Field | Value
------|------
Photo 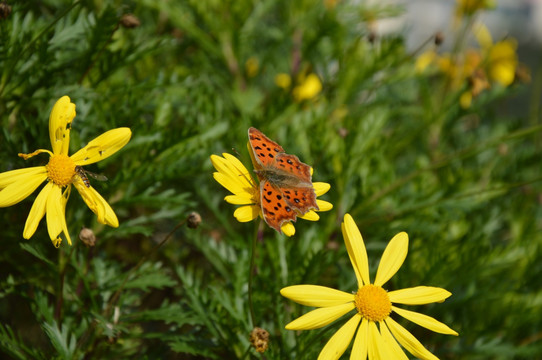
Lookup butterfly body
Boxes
[248,127,319,233]
[254,168,307,187]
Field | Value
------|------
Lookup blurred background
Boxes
[0,0,541,359]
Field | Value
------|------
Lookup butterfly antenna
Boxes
[231,147,242,157]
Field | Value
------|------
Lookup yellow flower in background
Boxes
[293,73,322,102]
[245,56,259,78]
[0,96,131,247]
[416,22,521,109]
[474,23,518,87]
[455,0,495,17]
[415,50,437,73]
[487,38,518,86]
[210,153,332,236]
[274,73,292,89]
[436,49,482,89]
[281,214,458,359]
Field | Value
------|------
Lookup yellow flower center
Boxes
[46,154,76,187]
[354,284,392,322]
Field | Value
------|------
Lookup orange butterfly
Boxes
[248,127,319,233]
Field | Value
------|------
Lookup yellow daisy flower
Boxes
[281,214,458,359]
[0,96,131,247]
[210,153,332,236]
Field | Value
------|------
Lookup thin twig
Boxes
[104,219,187,317]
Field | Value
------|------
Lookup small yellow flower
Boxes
[292,73,322,102]
[487,38,518,86]
[275,73,292,89]
[0,96,131,246]
[281,214,458,359]
[210,153,332,236]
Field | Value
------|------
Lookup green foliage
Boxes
[1,0,541,359]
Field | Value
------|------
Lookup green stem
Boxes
[54,244,77,327]
[247,219,260,329]
[241,344,252,360]
[78,22,120,85]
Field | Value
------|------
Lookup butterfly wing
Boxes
[274,153,312,183]
[280,185,319,214]
[248,127,284,169]
[260,180,298,233]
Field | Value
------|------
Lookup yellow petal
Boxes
[380,320,409,360]
[71,128,131,165]
[474,23,493,50]
[318,314,360,360]
[299,210,319,221]
[49,96,76,156]
[490,63,515,86]
[370,321,394,359]
[0,167,46,188]
[367,321,380,359]
[313,182,330,196]
[389,286,452,305]
[316,199,333,211]
[415,50,436,72]
[74,181,119,227]
[60,187,72,245]
[385,317,439,360]
[374,232,408,287]
[392,306,458,335]
[0,172,47,207]
[233,205,260,222]
[281,222,295,236]
[224,194,254,205]
[280,285,355,307]
[211,154,255,189]
[342,214,370,287]
[45,185,65,241]
[350,317,368,360]
[223,153,254,180]
[285,302,355,330]
[23,182,53,239]
[213,173,249,196]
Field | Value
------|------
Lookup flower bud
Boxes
[79,227,96,247]
[249,327,269,353]
[0,2,12,20]
[187,212,202,229]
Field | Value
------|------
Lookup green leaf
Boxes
[41,321,76,360]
